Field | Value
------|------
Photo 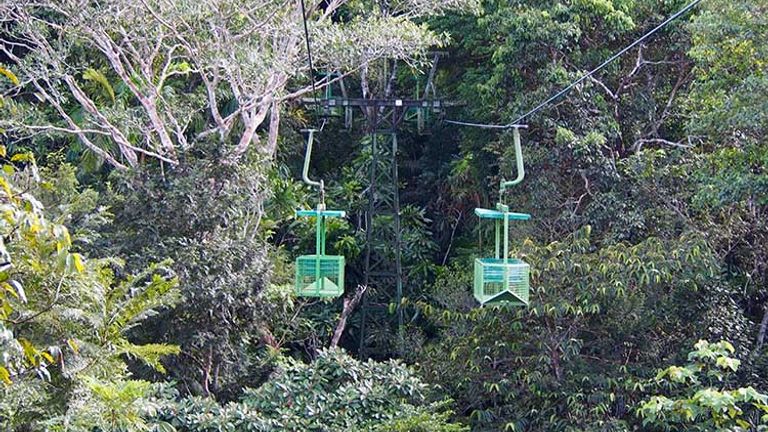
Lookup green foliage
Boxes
[367,402,469,432]
[3,0,768,430]
[0,157,180,430]
[687,0,768,142]
[395,3,768,428]
[684,0,768,373]
[93,156,274,398]
[157,349,466,431]
[83,68,116,104]
[414,227,718,430]
[638,340,768,431]
[52,378,169,432]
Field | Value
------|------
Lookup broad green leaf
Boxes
[19,338,39,365]
[716,356,740,372]
[10,152,34,163]
[0,177,13,198]
[71,253,85,273]
[67,338,79,354]
[65,253,85,273]
[0,366,11,385]
[0,65,19,86]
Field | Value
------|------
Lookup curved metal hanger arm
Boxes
[500,126,526,194]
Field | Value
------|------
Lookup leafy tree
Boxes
[414,227,720,430]
[88,157,274,399]
[638,340,768,431]
[684,0,768,364]
[0,154,179,430]
[686,0,768,143]
[90,152,361,399]
[156,348,467,431]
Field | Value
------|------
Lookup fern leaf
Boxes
[115,340,180,373]
[83,68,115,103]
[110,273,180,334]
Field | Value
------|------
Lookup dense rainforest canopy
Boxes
[0,0,767,430]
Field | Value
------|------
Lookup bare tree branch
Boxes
[3,0,478,167]
[330,285,368,348]
[266,101,281,157]
[32,82,129,170]
[633,138,694,153]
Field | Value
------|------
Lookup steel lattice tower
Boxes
[302,54,456,357]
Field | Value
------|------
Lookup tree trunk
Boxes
[266,101,281,157]
[229,105,270,162]
[330,285,368,348]
[550,343,562,382]
[755,303,768,354]
[203,346,213,397]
